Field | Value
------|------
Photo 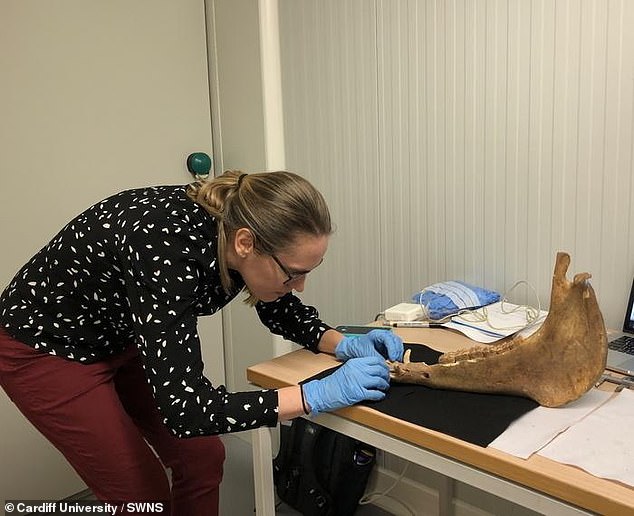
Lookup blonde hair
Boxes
[187,170,332,299]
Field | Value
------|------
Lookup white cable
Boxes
[456,280,542,331]
[416,279,543,332]
[359,462,416,515]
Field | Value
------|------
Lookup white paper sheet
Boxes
[537,389,634,487]
[443,302,548,343]
[488,389,613,459]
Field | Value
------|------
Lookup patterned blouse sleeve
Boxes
[119,222,278,438]
[255,293,333,352]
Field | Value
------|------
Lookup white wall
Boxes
[207,0,277,394]
[0,0,218,498]
[279,0,634,334]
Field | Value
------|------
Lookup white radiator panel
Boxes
[279,0,634,331]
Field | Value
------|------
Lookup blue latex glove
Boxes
[302,356,390,415]
[335,329,404,362]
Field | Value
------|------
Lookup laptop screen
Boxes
[623,278,634,334]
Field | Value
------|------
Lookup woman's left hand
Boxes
[334,329,404,362]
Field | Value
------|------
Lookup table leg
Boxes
[252,426,276,515]
[438,475,455,516]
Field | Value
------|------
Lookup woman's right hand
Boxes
[301,356,390,415]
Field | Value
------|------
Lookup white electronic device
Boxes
[384,303,424,322]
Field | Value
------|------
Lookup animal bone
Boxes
[387,252,607,407]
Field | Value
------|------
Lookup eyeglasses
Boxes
[271,254,321,285]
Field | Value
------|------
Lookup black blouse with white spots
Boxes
[0,185,332,437]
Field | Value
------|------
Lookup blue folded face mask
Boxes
[412,281,500,321]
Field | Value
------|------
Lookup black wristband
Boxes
[299,384,310,415]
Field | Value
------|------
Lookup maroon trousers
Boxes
[0,328,225,516]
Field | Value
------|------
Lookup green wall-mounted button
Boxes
[187,152,212,178]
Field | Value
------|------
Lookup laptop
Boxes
[606,278,634,376]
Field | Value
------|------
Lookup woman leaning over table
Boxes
[0,170,403,515]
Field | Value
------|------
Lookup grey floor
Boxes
[220,434,391,515]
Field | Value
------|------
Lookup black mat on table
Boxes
[302,343,538,447]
